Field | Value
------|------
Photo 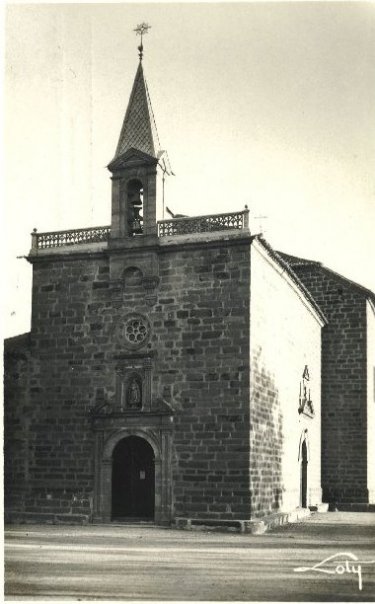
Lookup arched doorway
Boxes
[300,439,308,508]
[112,435,155,520]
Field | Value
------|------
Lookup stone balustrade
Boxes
[158,208,249,237]
[31,226,111,250]
[31,208,249,251]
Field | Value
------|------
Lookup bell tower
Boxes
[108,24,170,246]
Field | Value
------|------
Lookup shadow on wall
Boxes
[4,339,31,516]
[250,346,284,518]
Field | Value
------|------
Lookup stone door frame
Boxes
[92,420,173,525]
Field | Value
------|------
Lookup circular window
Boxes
[124,314,150,347]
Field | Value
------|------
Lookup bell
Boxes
[131,219,143,235]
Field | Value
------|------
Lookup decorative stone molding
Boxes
[115,356,152,412]
[142,275,160,306]
[298,365,315,418]
[92,423,173,525]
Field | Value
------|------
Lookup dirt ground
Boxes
[4,512,375,601]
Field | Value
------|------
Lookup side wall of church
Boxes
[290,265,369,504]
[5,237,251,523]
[249,244,322,518]
[367,300,375,503]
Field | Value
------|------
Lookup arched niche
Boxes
[123,373,143,410]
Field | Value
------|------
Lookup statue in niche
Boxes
[126,377,142,409]
[298,366,315,417]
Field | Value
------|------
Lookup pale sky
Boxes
[4,2,375,338]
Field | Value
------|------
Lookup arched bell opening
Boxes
[127,179,144,236]
[111,435,155,520]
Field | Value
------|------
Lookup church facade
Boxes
[4,47,374,528]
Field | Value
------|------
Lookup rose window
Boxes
[124,315,149,346]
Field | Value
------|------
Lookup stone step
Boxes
[247,507,312,534]
[5,511,90,525]
[175,507,313,534]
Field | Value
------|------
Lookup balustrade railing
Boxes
[158,208,249,237]
[30,208,249,251]
[32,225,111,250]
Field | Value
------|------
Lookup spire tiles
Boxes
[111,23,162,165]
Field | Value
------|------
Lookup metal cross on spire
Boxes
[134,22,151,61]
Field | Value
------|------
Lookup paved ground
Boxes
[4,512,375,601]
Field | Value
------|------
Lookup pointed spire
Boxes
[112,60,161,163]
[109,23,161,165]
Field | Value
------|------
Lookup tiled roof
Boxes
[113,62,161,161]
[277,252,321,268]
[278,250,375,303]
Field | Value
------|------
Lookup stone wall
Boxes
[5,234,328,524]
[249,242,323,517]
[4,235,252,523]
[367,300,375,503]
[15,255,105,521]
[288,263,369,504]
[4,334,32,519]
[158,241,251,520]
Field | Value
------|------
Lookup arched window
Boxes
[127,179,143,235]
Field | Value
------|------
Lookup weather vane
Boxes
[134,22,151,61]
